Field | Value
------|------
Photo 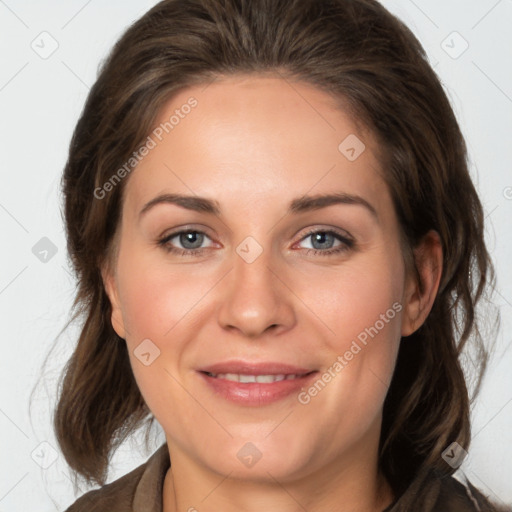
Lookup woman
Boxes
[55,0,509,510]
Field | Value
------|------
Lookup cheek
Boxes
[299,252,404,416]
[114,249,210,413]
[305,251,404,350]
[116,249,210,342]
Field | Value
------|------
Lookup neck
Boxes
[162,425,395,512]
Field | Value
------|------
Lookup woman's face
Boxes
[104,75,420,483]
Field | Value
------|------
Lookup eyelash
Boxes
[157,228,355,258]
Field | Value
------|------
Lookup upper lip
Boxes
[198,360,316,376]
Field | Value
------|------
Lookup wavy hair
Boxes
[53,0,496,495]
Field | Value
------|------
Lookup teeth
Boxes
[257,374,285,383]
[209,373,298,382]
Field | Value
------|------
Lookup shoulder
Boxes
[389,470,511,512]
[436,476,511,512]
[64,443,170,512]
[63,464,145,511]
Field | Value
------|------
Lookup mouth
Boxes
[196,360,318,406]
[198,360,316,376]
[201,371,313,383]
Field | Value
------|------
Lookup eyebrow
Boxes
[138,192,378,220]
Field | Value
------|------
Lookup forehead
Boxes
[123,75,387,216]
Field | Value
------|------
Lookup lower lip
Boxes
[198,371,318,406]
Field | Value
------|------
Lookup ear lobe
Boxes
[101,265,126,340]
[401,230,443,337]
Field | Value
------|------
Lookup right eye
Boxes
[158,229,215,256]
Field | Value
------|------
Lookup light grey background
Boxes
[0,0,511,510]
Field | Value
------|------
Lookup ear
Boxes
[401,230,443,337]
[101,264,127,340]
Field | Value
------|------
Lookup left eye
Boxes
[298,231,345,251]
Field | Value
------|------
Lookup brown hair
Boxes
[54,0,496,496]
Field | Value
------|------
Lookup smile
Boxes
[204,372,306,383]
[198,369,318,406]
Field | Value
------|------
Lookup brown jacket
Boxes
[64,443,510,512]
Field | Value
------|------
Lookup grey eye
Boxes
[309,232,337,250]
[177,231,205,249]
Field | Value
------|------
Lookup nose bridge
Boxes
[216,238,295,337]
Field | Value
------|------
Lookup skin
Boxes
[102,74,442,512]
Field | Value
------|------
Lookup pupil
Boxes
[312,232,333,249]
[180,231,203,249]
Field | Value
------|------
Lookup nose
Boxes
[216,246,296,339]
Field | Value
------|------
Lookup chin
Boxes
[197,430,320,482]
